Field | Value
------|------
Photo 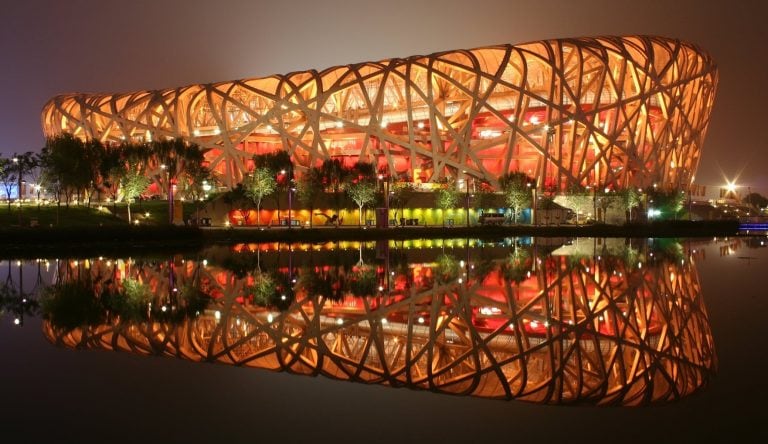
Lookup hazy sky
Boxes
[2,0,766,194]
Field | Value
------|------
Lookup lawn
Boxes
[0,200,179,227]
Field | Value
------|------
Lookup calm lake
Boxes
[1,237,766,443]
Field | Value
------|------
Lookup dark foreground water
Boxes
[1,237,766,443]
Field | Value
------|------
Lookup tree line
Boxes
[0,134,211,223]
[6,132,763,227]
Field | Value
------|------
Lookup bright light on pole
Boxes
[12,156,22,224]
[160,164,173,224]
[461,171,470,227]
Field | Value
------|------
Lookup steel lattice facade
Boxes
[42,36,717,190]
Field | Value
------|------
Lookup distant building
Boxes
[42,36,717,193]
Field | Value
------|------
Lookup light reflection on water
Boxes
[0,237,738,405]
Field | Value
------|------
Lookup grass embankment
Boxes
[0,202,204,256]
[0,200,204,228]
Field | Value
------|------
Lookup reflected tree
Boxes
[502,245,532,283]
[41,278,105,332]
[435,253,459,284]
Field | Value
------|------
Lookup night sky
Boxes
[2,0,767,194]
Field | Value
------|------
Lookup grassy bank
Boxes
[0,200,209,227]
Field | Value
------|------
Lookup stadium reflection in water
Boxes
[41,238,716,405]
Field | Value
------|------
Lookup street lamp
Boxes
[377,173,392,227]
[288,185,296,228]
[387,178,393,227]
[276,168,294,228]
[283,172,293,229]
[527,182,537,225]
[12,156,22,225]
[197,180,212,225]
[461,170,470,227]
[160,164,173,224]
[34,184,41,210]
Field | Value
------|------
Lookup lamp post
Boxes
[288,184,295,229]
[199,180,211,224]
[34,184,41,211]
[287,167,294,229]
[161,164,173,225]
[378,173,392,227]
[527,182,537,225]
[461,171,470,227]
[13,156,22,225]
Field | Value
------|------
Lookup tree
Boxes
[40,278,104,332]
[436,182,459,226]
[40,134,93,209]
[320,158,349,215]
[98,144,124,213]
[254,151,293,218]
[558,183,592,223]
[38,166,63,224]
[25,152,45,211]
[474,181,497,211]
[348,263,377,297]
[183,162,215,223]
[646,188,685,220]
[221,183,246,213]
[349,161,376,179]
[389,181,415,222]
[114,142,152,220]
[619,187,643,222]
[248,271,277,306]
[744,192,768,209]
[151,139,205,181]
[347,180,377,225]
[10,152,38,224]
[0,157,16,211]
[296,167,323,227]
[594,188,617,223]
[435,253,459,284]
[78,139,106,207]
[121,167,150,224]
[499,172,533,223]
[243,167,277,226]
[150,138,206,207]
[502,244,532,283]
[346,162,377,226]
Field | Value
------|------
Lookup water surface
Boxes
[0,237,765,442]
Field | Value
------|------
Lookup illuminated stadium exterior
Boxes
[42,36,717,191]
